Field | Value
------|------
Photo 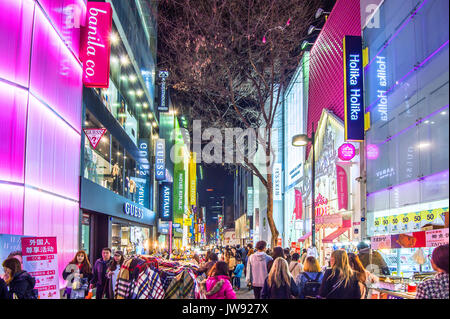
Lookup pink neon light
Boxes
[0,0,34,87]
[336,164,349,210]
[0,81,28,183]
[0,183,24,235]
[366,144,380,160]
[30,5,83,133]
[338,143,356,161]
[23,187,79,290]
[25,95,81,201]
[81,2,112,88]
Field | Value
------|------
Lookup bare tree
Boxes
[157,0,322,247]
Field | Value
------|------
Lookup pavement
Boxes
[234,277,255,299]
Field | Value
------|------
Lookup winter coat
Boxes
[246,251,273,288]
[289,261,303,279]
[295,271,324,299]
[205,275,236,299]
[91,258,112,287]
[318,268,361,299]
[8,271,37,299]
[234,264,244,278]
[261,277,299,299]
[0,277,10,299]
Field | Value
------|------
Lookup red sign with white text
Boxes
[83,128,107,149]
[80,2,112,88]
[22,237,59,299]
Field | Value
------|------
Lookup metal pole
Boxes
[311,122,316,247]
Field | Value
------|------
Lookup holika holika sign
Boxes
[343,36,365,142]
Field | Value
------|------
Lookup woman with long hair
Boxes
[348,252,378,299]
[295,256,323,299]
[267,246,285,273]
[203,261,236,299]
[318,250,361,299]
[62,250,93,299]
[2,257,36,299]
[106,250,124,299]
[261,257,299,299]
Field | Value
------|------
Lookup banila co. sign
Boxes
[123,202,144,219]
[80,2,112,88]
[343,35,365,142]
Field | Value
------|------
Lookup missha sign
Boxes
[80,2,112,88]
[343,35,364,142]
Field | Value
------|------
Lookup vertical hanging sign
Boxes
[189,152,197,206]
[336,164,349,210]
[155,139,166,181]
[80,2,112,88]
[159,182,173,221]
[273,163,282,201]
[158,71,169,112]
[343,36,365,142]
[247,187,254,216]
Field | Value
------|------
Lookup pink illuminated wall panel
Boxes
[0,184,24,235]
[307,0,361,153]
[29,6,83,133]
[36,0,86,57]
[23,188,79,289]
[0,0,34,87]
[25,95,81,201]
[0,82,28,184]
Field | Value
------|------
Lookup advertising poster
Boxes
[0,234,24,276]
[21,237,59,299]
[173,156,185,238]
[371,235,391,250]
[426,229,449,247]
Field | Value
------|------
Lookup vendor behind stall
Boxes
[357,242,390,276]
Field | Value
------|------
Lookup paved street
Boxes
[235,278,255,299]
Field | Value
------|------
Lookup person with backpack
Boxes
[318,250,361,299]
[2,257,37,299]
[295,256,323,299]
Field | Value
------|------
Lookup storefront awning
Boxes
[298,232,312,242]
[322,227,350,243]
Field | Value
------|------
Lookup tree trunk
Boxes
[266,173,279,248]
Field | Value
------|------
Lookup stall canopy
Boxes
[322,226,350,243]
[298,232,312,242]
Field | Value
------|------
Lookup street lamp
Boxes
[292,122,316,248]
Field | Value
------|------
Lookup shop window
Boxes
[111,222,150,256]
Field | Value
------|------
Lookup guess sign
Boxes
[80,2,112,88]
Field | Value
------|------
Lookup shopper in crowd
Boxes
[318,250,361,299]
[105,250,124,299]
[300,249,308,264]
[246,240,273,299]
[90,247,112,299]
[7,251,23,269]
[62,250,93,299]
[235,245,243,261]
[267,246,285,273]
[348,252,378,299]
[198,252,219,278]
[261,257,299,299]
[203,261,236,299]
[2,257,37,299]
[232,258,244,291]
[416,244,449,299]
[225,247,237,277]
[295,256,323,299]
[244,243,253,277]
[0,276,9,299]
[284,248,292,264]
[357,242,390,275]
[289,253,303,279]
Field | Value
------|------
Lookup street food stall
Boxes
[367,227,449,299]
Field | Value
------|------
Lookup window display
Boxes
[111,222,150,256]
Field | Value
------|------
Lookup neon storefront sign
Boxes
[338,143,356,161]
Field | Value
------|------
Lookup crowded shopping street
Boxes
[0,0,449,309]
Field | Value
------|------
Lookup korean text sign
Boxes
[21,237,59,299]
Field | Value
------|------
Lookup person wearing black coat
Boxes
[0,277,10,299]
[90,248,112,299]
[261,257,299,299]
[318,250,361,299]
[2,257,37,299]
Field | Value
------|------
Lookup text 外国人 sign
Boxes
[343,36,365,142]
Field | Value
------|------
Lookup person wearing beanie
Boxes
[416,244,449,299]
